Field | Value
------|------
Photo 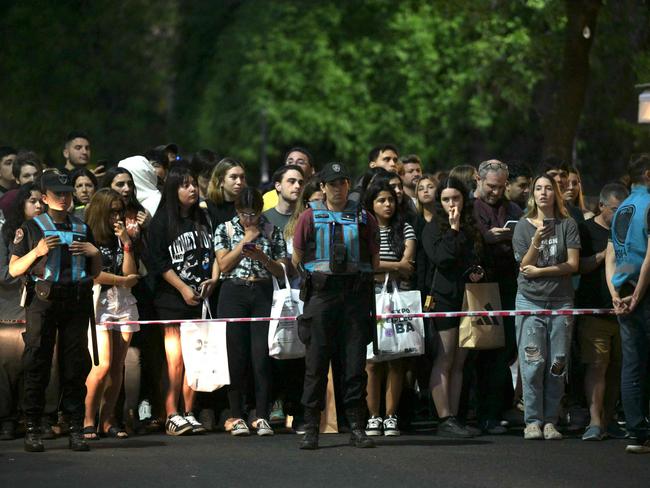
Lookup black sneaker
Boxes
[365,416,383,436]
[437,417,473,438]
[165,413,193,436]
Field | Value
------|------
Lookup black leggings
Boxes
[217,280,273,420]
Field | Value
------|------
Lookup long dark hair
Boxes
[363,181,406,259]
[434,176,483,257]
[160,165,209,243]
[2,183,41,246]
[100,166,143,212]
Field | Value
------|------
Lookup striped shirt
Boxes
[379,222,416,262]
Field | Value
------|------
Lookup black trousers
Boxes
[475,277,517,422]
[299,281,371,411]
[22,293,92,424]
[217,279,273,420]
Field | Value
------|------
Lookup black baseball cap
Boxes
[320,162,351,183]
[40,171,74,193]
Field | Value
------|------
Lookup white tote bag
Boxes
[181,301,230,392]
[367,274,425,362]
[268,263,305,359]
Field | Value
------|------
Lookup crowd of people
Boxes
[0,134,649,454]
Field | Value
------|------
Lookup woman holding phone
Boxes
[83,189,139,439]
[149,165,218,436]
[214,187,288,437]
[512,173,580,441]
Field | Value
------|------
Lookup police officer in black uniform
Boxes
[9,170,101,452]
[292,162,380,450]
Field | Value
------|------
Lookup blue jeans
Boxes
[618,293,650,441]
[515,293,573,426]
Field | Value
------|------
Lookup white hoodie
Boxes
[118,156,161,216]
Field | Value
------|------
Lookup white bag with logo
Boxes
[367,274,425,362]
[181,301,230,392]
[268,263,305,359]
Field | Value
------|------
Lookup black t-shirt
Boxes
[576,218,610,308]
[10,214,96,288]
[148,210,213,308]
[206,200,236,229]
[98,242,124,291]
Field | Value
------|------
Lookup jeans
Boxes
[515,293,573,426]
[618,293,650,441]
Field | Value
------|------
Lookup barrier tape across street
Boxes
[0,308,615,326]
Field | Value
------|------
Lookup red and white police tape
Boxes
[0,308,615,326]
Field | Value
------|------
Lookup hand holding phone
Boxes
[542,218,556,238]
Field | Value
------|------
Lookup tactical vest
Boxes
[611,185,650,288]
[32,213,88,282]
[303,200,373,274]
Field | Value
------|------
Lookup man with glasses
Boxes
[577,183,629,441]
[472,159,523,434]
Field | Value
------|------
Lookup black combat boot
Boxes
[346,407,375,448]
[24,419,45,452]
[299,408,321,450]
[69,424,90,452]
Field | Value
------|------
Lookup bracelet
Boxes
[123,243,132,254]
[531,237,542,250]
[113,275,117,287]
[264,255,272,267]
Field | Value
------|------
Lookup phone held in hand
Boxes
[243,242,256,252]
[543,218,556,236]
[504,220,518,231]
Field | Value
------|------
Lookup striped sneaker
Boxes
[184,412,206,434]
[165,413,193,436]
[255,418,274,436]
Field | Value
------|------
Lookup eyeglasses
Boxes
[479,161,508,172]
[239,211,258,219]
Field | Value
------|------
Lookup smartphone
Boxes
[243,242,256,251]
[543,218,556,237]
[504,220,518,230]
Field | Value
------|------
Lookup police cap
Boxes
[320,162,350,183]
[40,170,74,193]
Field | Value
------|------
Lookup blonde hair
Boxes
[415,174,437,215]
[525,174,569,219]
[206,158,245,205]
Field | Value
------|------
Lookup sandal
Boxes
[83,425,99,440]
[104,425,129,439]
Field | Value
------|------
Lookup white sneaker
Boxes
[625,440,650,454]
[230,419,250,436]
[524,423,543,440]
[543,423,563,440]
[365,416,383,436]
[255,418,274,436]
[138,400,152,422]
[184,412,206,434]
[383,415,400,436]
[165,414,193,436]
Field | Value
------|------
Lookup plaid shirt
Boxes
[214,215,287,280]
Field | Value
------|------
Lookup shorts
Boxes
[578,315,621,365]
[432,300,461,332]
[95,286,140,333]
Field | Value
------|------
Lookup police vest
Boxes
[611,185,650,288]
[303,200,373,274]
[32,213,88,282]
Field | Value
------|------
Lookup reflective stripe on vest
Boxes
[611,185,650,288]
[303,200,373,274]
[32,213,88,282]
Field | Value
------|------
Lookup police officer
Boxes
[606,154,650,453]
[292,162,380,450]
[9,170,101,452]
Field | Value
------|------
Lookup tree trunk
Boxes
[542,0,602,164]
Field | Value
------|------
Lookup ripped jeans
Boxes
[515,293,573,426]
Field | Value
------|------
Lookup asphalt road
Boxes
[1,425,648,488]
